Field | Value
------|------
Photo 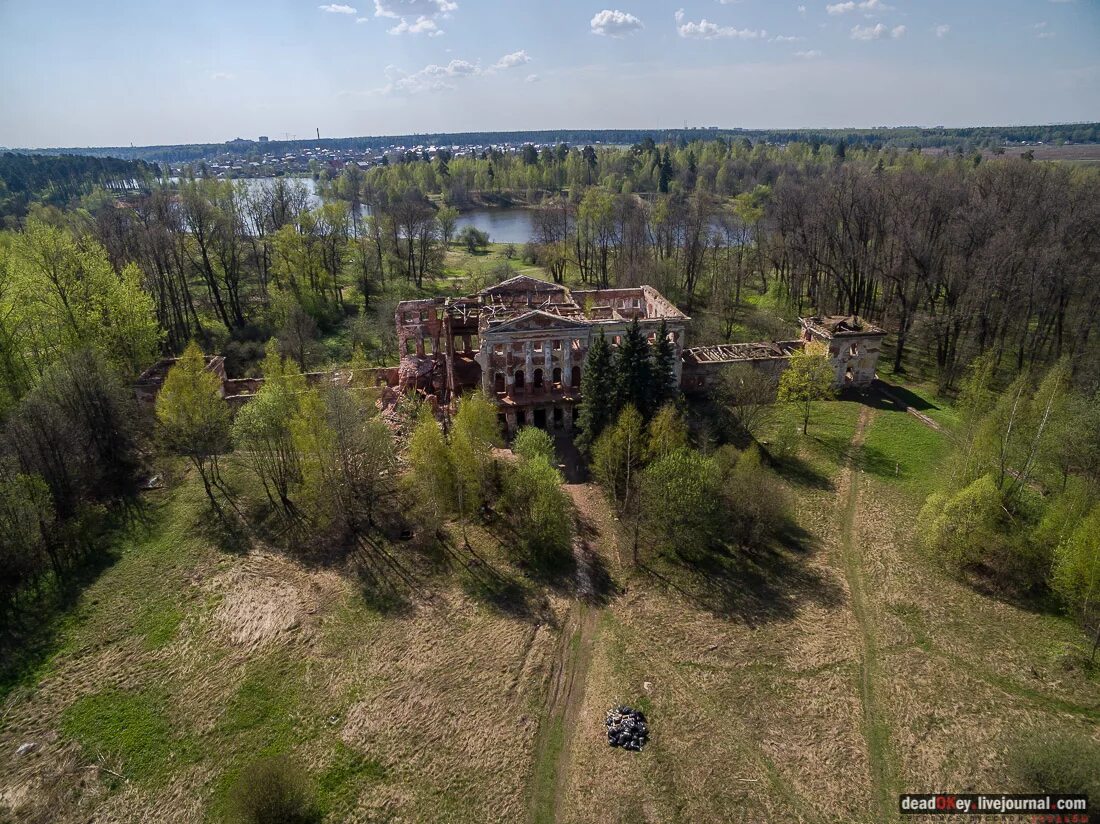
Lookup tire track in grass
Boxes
[528,483,604,824]
[839,405,897,823]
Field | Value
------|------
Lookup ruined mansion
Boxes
[390,276,884,435]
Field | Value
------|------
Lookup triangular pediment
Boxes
[479,275,567,296]
[488,310,589,334]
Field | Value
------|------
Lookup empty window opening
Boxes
[514,370,525,392]
[552,367,562,385]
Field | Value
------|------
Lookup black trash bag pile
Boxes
[605,705,648,751]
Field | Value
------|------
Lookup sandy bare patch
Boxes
[209,555,334,651]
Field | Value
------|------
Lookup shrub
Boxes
[921,474,1005,568]
[513,426,555,463]
[1008,730,1100,797]
[229,756,320,824]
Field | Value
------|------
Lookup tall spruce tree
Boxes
[652,319,678,408]
[576,329,615,452]
[614,318,655,419]
[658,148,673,194]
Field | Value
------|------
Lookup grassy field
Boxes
[2,386,1097,822]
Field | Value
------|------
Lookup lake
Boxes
[453,209,537,246]
[221,178,739,246]
[229,177,538,244]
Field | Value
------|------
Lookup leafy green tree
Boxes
[777,341,835,434]
[458,226,489,254]
[1052,503,1100,661]
[291,384,394,534]
[639,448,722,562]
[231,346,305,517]
[717,444,786,548]
[448,392,502,545]
[592,405,646,512]
[503,451,572,564]
[575,329,615,452]
[156,342,231,513]
[646,404,688,461]
[406,404,455,529]
[513,426,555,464]
[920,474,1006,569]
[436,205,459,247]
[7,219,161,385]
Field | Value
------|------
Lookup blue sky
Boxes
[1,0,1097,148]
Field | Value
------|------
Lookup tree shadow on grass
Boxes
[875,382,940,413]
[645,522,844,626]
[771,452,833,491]
[0,499,152,701]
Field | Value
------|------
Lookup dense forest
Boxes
[2,137,1099,661]
[0,153,154,223]
[13,122,1099,163]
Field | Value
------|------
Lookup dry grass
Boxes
[3,398,1097,822]
[0,483,567,823]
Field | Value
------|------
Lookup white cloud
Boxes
[1037,30,1056,38]
[795,49,823,58]
[319,3,357,13]
[773,34,806,42]
[675,9,765,39]
[209,71,234,81]
[388,15,441,35]
[849,21,903,40]
[373,0,455,18]
[850,22,886,39]
[377,58,480,94]
[493,50,531,70]
[934,24,950,38]
[525,74,541,83]
[797,4,807,12]
[375,0,453,36]
[590,9,644,36]
[356,16,370,23]
[827,0,890,14]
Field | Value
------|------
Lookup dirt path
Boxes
[528,482,612,824]
[838,405,897,823]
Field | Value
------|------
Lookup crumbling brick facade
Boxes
[798,316,885,388]
[393,276,689,434]
[680,316,885,393]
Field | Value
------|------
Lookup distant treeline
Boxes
[13,123,1100,164]
[0,153,155,222]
